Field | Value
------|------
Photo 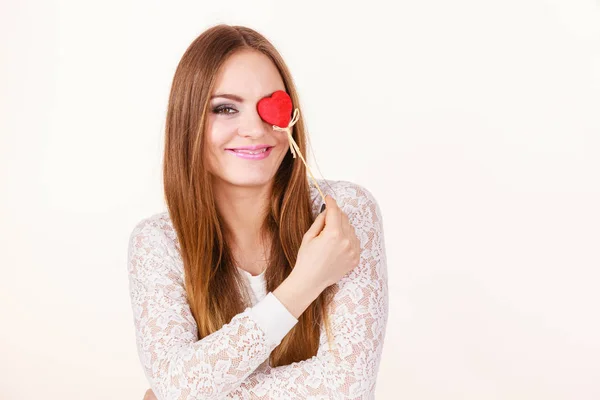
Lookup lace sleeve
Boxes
[225,182,389,399]
[127,217,296,400]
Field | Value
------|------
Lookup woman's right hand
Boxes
[293,194,361,291]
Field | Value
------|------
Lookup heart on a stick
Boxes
[256,90,327,204]
[257,90,293,127]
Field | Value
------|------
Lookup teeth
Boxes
[233,148,268,154]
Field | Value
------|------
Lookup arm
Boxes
[225,182,389,399]
[127,216,300,400]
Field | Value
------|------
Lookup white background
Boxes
[1,0,599,399]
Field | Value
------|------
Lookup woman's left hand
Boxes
[143,389,157,400]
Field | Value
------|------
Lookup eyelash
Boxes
[212,105,238,115]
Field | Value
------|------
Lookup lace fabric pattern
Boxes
[127,178,389,399]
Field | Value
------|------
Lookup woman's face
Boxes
[204,49,290,188]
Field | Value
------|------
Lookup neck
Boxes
[212,177,273,250]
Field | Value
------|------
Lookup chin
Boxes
[220,173,274,188]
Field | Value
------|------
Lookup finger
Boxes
[143,389,157,400]
[324,195,344,234]
[351,223,361,250]
[339,208,353,237]
[341,212,360,251]
[343,212,356,236]
[340,213,360,257]
[304,208,327,240]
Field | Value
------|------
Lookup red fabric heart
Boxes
[257,90,293,128]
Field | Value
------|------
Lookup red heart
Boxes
[257,90,293,128]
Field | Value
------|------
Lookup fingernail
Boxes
[320,203,326,213]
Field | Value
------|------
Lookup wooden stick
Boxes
[272,108,326,204]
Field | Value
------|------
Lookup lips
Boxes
[229,147,270,154]
[226,145,273,153]
[225,146,274,160]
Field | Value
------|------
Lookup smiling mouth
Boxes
[225,146,274,160]
[226,146,273,154]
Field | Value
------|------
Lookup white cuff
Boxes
[248,292,298,348]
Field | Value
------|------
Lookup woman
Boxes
[127,24,388,400]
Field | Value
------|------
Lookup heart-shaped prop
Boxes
[257,90,293,128]
[257,90,325,203]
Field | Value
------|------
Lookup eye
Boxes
[212,104,238,115]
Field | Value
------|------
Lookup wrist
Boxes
[273,269,324,319]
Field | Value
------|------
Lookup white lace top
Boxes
[127,178,389,399]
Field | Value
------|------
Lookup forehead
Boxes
[212,49,285,101]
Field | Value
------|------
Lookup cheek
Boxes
[273,131,290,149]
[206,118,237,149]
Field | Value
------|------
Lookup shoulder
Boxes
[128,211,174,244]
[333,180,379,206]
[127,211,181,272]
[326,180,388,305]
[310,178,381,218]
[310,179,385,247]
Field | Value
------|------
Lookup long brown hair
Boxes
[162,24,335,367]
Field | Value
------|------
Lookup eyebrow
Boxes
[210,93,244,102]
[210,92,275,102]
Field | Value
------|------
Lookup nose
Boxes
[238,108,268,139]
